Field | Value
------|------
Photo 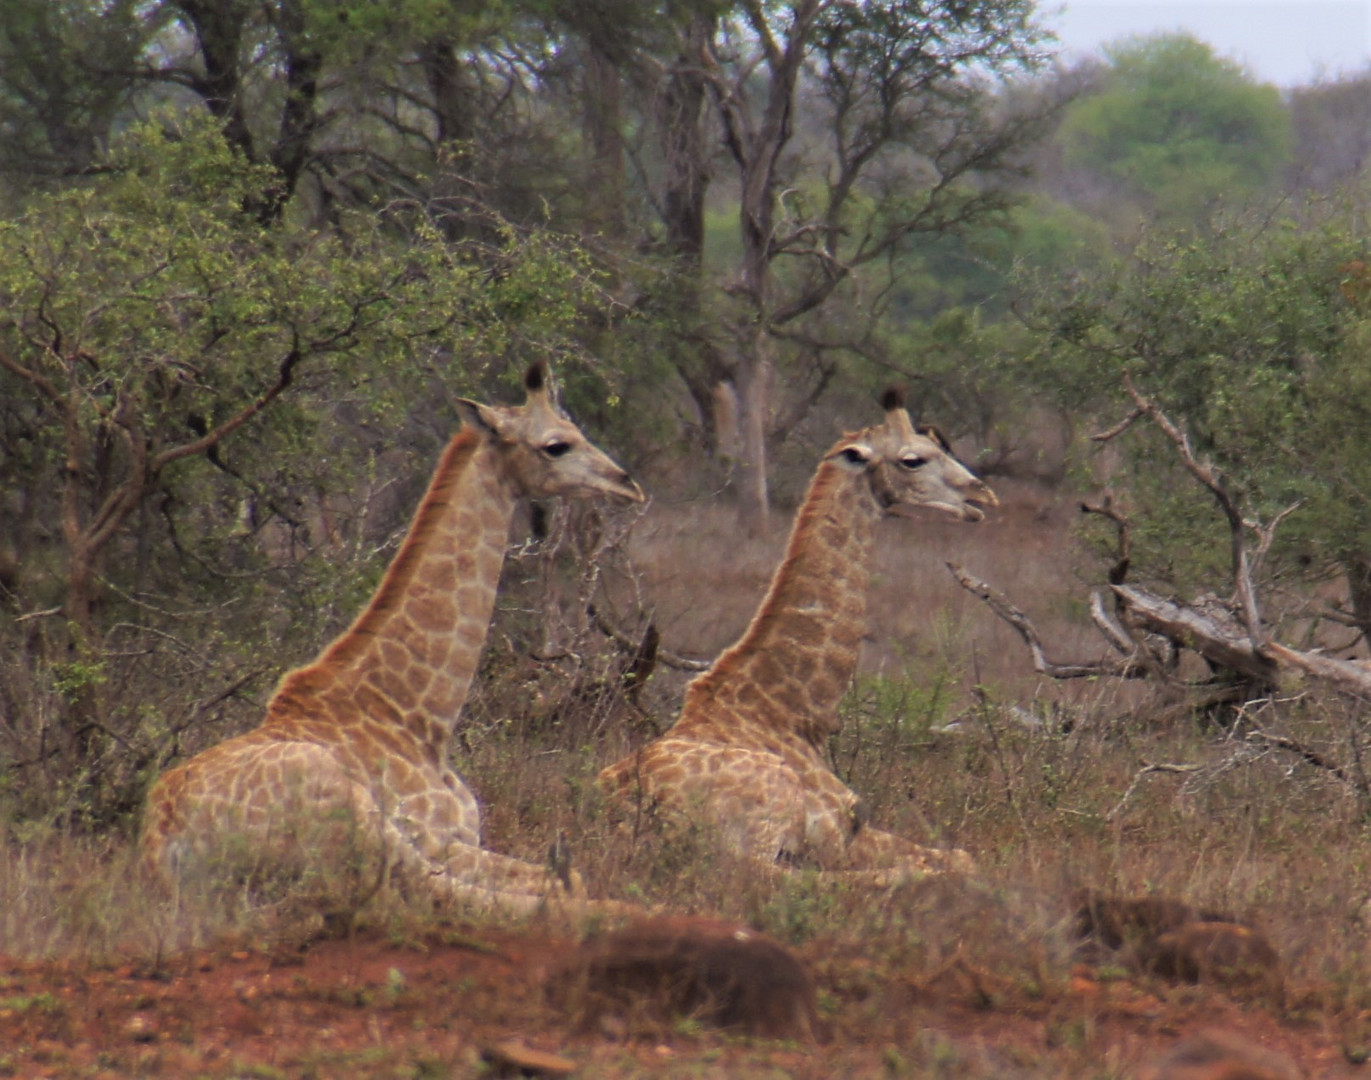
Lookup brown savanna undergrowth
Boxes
[3,483,1371,1076]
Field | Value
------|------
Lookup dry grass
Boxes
[4,484,1371,1074]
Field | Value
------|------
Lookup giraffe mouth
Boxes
[892,497,991,523]
[608,476,646,504]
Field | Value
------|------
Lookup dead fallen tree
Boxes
[952,375,1371,706]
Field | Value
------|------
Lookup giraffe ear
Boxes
[455,398,502,436]
[916,423,953,453]
[523,360,549,394]
[523,359,562,412]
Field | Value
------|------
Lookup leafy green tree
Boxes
[1058,33,1292,220]
[0,0,163,189]
[0,114,615,813]
[1025,201,1371,639]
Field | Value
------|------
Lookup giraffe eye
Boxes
[542,440,572,459]
[840,447,868,465]
[900,455,927,470]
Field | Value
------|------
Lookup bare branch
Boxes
[1122,375,1265,650]
[0,343,64,406]
[587,604,711,672]
[1089,591,1136,656]
[1106,761,1204,823]
[15,606,63,624]
[1250,500,1303,581]
[1089,407,1145,445]
[1079,496,1131,585]
[1112,584,1279,684]
[152,344,301,472]
[948,562,1147,679]
[1241,725,1355,786]
[1263,640,1371,700]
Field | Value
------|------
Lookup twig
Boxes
[587,604,712,672]
[948,563,1146,679]
[1249,499,1303,581]
[1106,761,1204,823]
[15,606,63,623]
[1089,407,1144,442]
[1243,729,1355,787]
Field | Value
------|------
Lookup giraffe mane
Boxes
[682,461,853,744]
[278,429,483,694]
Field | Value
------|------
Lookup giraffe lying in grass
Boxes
[142,362,643,917]
[599,389,996,885]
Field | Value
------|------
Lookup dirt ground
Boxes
[0,916,1362,1079]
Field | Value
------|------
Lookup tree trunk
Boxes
[659,16,713,261]
[262,0,323,219]
[657,13,732,460]
[707,0,818,522]
[420,36,474,145]
[583,39,624,239]
[734,330,773,529]
[1344,554,1371,645]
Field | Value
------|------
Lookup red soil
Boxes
[0,920,1360,1078]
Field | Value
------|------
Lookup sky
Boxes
[1041,0,1371,88]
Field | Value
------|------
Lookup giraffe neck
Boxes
[679,461,879,748]
[268,430,515,759]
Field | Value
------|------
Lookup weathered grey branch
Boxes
[1111,584,1279,684]
[1089,591,1135,656]
[948,563,1147,679]
[1263,640,1371,700]
[587,604,712,672]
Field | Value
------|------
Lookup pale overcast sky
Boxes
[1041,0,1371,88]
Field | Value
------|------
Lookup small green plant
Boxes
[0,992,60,1013]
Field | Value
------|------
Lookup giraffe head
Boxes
[455,361,644,503]
[827,387,997,522]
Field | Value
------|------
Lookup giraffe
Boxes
[142,361,644,917]
[598,389,996,884]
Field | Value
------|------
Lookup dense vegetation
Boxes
[1,0,1370,859]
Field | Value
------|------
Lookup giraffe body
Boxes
[599,393,995,882]
[142,364,643,915]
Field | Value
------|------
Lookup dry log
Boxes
[1110,585,1278,684]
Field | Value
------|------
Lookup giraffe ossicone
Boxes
[141,361,643,919]
[598,388,996,885]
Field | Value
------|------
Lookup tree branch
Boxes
[151,343,301,472]
[1111,584,1279,684]
[587,604,711,672]
[948,562,1148,679]
[1122,375,1266,648]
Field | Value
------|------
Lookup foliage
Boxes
[0,0,163,190]
[1023,199,1371,606]
[1058,33,1292,219]
[0,112,620,821]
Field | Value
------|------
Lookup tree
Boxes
[1287,74,1371,194]
[673,0,1049,521]
[1024,200,1371,639]
[0,0,162,188]
[1058,33,1292,220]
[0,114,616,808]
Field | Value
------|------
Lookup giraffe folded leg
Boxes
[843,825,975,879]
